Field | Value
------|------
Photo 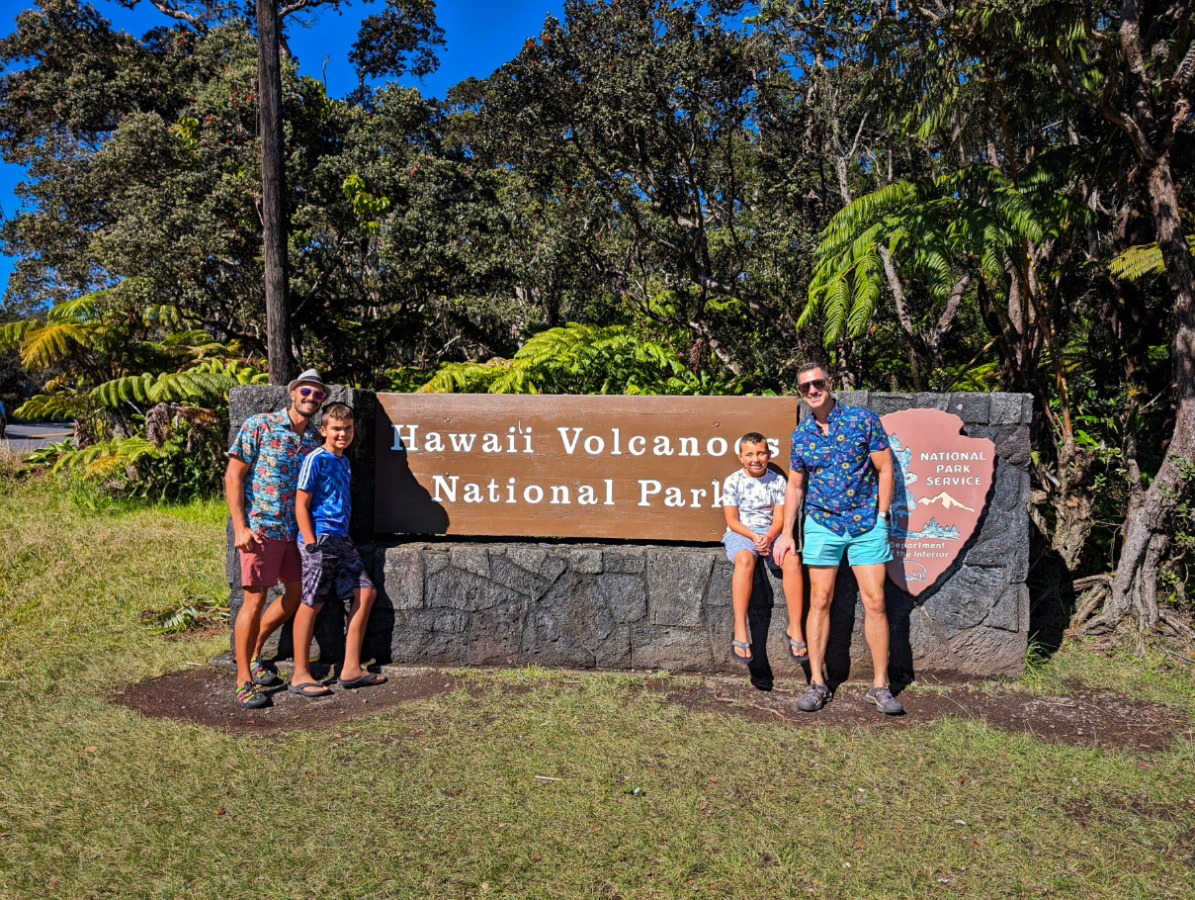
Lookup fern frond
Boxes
[19,322,95,370]
[1108,235,1195,282]
[15,393,89,421]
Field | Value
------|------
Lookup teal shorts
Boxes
[802,515,893,567]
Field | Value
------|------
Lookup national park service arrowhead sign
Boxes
[881,408,995,596]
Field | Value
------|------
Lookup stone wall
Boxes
[226,387,1032,681]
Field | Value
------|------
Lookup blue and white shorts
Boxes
[721,530,781,569]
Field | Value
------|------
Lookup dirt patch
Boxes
[659,681,1193,752]
[117,666,1192,750]
[116,665,472,735]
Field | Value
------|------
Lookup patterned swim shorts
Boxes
[299,535,375,607]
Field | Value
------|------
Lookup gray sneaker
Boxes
[865,685,904,715]
[796,682,832,712]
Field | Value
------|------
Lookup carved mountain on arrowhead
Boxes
[917,491,974,512]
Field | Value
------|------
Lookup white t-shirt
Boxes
[722,468,787,534]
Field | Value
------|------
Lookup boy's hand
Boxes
[753,532,771,553]
[772,534,796,566]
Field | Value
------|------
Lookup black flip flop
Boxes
[287,681,333,698]
[784,634,809,664]
[730,639,753,666]
[337,672,388,689]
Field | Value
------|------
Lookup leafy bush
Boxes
[416,323,748,396]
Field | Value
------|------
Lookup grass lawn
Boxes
[1,473,1193,900]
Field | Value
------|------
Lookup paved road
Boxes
[1,422,74,453]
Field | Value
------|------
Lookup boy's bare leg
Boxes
[805,566,839,686]
[780,552,805,645]
[251,580,302,661]
[340,587,378,682]
[289,600,325,690]
[731,550,756,661]
[234,587,268,685]
[853,563,890,688]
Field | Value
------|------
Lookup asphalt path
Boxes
[1,421,74,453]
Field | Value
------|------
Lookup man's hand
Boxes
[772,534,797,566]
[233,523,263,552]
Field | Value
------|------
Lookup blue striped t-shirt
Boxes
[296,447,352,537]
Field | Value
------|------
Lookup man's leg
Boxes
[234,586,268,686]
[780,552,805,646]
[731,550,757,661]
[805,566,839,686]
[340,587,378,682]
[853,563,890,689]
[290,600,326,692]
[251,580,302,661]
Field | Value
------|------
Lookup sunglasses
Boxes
[298,387,326,401]
[797,378,828,396]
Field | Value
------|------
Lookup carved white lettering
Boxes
[557,426,583,454]
[432,475,458,502]
[391,424,418,451]
[639,479,662,506]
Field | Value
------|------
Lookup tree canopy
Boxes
[1,0,1194,647]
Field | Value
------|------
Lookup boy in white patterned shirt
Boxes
[721,432,806,666]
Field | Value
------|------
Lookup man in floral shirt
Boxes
[772,362,902,714]
[224,369,325,708]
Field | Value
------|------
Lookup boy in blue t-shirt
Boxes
[289,403,387,697]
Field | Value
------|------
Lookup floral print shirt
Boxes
[228,410,322,541]
[790,402,890,537]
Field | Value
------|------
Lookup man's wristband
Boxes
[877,510,890,523]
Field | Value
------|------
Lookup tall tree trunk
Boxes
[1077,155,1195,643]
[257,0,293,385]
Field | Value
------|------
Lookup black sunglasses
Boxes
[299,386,326,401]
[797,378,828,395]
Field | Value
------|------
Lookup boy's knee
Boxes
[733,550,757,570]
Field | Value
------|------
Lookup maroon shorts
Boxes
[240,537,302,588]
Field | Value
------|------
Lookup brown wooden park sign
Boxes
[374,394,797,541]
[374,396,997,582]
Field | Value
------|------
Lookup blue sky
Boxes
[0,0,564,296]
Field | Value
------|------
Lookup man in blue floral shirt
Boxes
[772,362,902,714]
[224,369,325,708]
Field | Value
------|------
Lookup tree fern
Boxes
[1109,235,1195,282]
[418,322,706,396]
